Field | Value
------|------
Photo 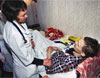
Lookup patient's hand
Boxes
[52,46,62,51]
[47,46,62,58]
[47,46,62,52]
[43,58,51,66]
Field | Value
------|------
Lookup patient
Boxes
[45,37,99,74]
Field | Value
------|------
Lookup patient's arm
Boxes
[47,46,62,58]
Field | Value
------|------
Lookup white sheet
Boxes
[48,69,77,78]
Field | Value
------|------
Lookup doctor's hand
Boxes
[43,58,51,67]
[31,40,35,48]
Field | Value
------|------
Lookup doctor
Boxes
[2,0,51,78]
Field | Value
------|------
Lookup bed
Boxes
[47,55,100,78]
[0,31,100,78]
[40,30,100,78]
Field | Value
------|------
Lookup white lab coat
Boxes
[3,21,66,78]
[3,21,38,78]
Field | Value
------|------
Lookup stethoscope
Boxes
[11,21,27,43]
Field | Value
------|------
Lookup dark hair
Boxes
[0,0,3,10]
[2,0,27,22]
[82,37,99,57]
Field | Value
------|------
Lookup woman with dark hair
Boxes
[2,0,51,78]
[0,0,2,9]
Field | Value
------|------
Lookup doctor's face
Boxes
[17,9,28,24]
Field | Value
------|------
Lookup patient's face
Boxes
[74,38,86,54]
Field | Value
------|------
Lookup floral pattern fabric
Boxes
[76,56,100,78]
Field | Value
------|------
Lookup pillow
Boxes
[76,56,100,78]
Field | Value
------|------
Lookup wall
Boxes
[36,0,100,41]
[24,0,37,26]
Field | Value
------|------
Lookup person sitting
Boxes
[45,37,99,74]
[2,0,52,78]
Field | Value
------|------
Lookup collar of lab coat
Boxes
[13,21,30,34]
